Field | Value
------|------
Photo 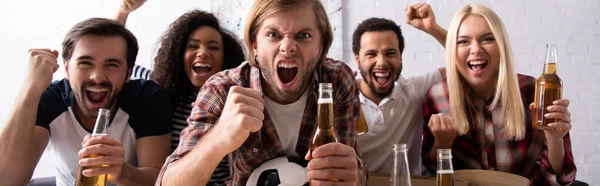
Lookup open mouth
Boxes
[192,63,212,75]
[467,60,488,72]
[277,62,298,84]
[85,87,109,104]
[372,71,391,86]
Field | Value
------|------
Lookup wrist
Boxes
[547,137,564,146]
[111,162,131,185]
[434,139,454,148]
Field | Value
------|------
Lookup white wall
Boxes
[0,0,598,184]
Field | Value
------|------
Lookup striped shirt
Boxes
[157,59,367,185]
[131,64,230,185]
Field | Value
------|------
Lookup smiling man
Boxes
[158,0,366,185]
[0,18,172,186]
[353,3,448,175]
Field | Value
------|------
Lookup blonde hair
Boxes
[244,0,333,66]
[445,4,526,140]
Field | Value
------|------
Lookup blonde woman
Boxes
[421,4,576,185]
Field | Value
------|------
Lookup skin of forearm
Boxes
[430,140,453,160]
[0,85,44,185]
[114,12,129,26]
[427,24,448,48]
[114,164,161,186]
[161,133,228,185]
[546,138,565,174]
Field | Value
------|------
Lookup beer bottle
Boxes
[74,109,110,186]
[357,107,368,135]
[309,83,340,184]
[436,149,454,186]
[391,144,412,186]
[533,44,563,130]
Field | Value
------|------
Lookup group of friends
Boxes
[0,0,577,185]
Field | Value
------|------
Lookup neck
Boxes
[73,103,97,131]
[360,80,384,105]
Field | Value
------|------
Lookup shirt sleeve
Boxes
[133,86,172,138]
[532,133,577,185]
[330,60,368,183]
[421,87,439,174]
[156,79,228,185]
[405,70,442,99]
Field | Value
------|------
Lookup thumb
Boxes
[51,50,59,59]
[529,103,534,111]
[304,150,312,161]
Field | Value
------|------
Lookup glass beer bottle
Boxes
[309,83,340,184]
[74,109,110,186]
[391,144,412,186]
[533,44,563,130]
[436,149,454,186]
[357,107,368,135]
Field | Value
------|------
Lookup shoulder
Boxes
[427,79,448,98]
[204,61,251,91]
[40,79,71,110]
[517,74,536,89]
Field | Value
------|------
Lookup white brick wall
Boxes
[343,0,600,185]
[0,0,598,184]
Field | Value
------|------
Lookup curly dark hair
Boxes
[151,10,246,101]
[352,17,405,55]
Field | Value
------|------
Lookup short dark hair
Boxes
[151,10,246,101]
[62,18,139,71]
[352,17,404,55]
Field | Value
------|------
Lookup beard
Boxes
[73,81,118,118]
[258,54,319,104]
[359,65,402,99]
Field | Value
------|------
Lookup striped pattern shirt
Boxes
[131,64,230,185]
[422,74,576,185]
[157,60,367,185]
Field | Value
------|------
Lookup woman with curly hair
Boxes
[115,0,245,184]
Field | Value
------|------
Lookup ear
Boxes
[125,68,131,83]
[252,41,258,55]
[64,60,70,80]
[354,54,360,66]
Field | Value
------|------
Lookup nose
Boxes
[89,68,108,84]
[375,53,387,68]
[279,35,297,55]
[470,42,484,55]
[196,47,209,59]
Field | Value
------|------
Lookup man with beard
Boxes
[0,18,172,186]
[158,0,366,185]
[353,3,447,175]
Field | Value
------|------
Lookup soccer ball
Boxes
[246,156,309,186]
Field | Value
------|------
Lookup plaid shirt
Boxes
[157,59,366,185]
[422,74,576,186]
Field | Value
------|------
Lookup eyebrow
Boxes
[189,39,221,45]
[76,55,123,64]
[264,26,315,34]
[458,32,494,39]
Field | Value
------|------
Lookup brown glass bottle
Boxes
[74,109,110,186]
[533,44,563,130]
[309,83,340,184]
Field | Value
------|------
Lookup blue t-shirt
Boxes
[35,79,172,186]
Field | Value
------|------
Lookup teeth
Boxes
[86,87,108,92]
[193,63,211,67]
[469,60,486,65]
[374,72,390,77]
[278,63,297,68]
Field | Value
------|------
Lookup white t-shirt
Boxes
[264,88,309,157]
[357,70,442,175]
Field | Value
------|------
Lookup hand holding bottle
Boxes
[78,134,127,184]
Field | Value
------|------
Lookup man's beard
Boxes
[359,65,401,99]
[258,55,319,104]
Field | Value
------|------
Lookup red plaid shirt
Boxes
[422,74,576,185]
[157,59,366,185]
